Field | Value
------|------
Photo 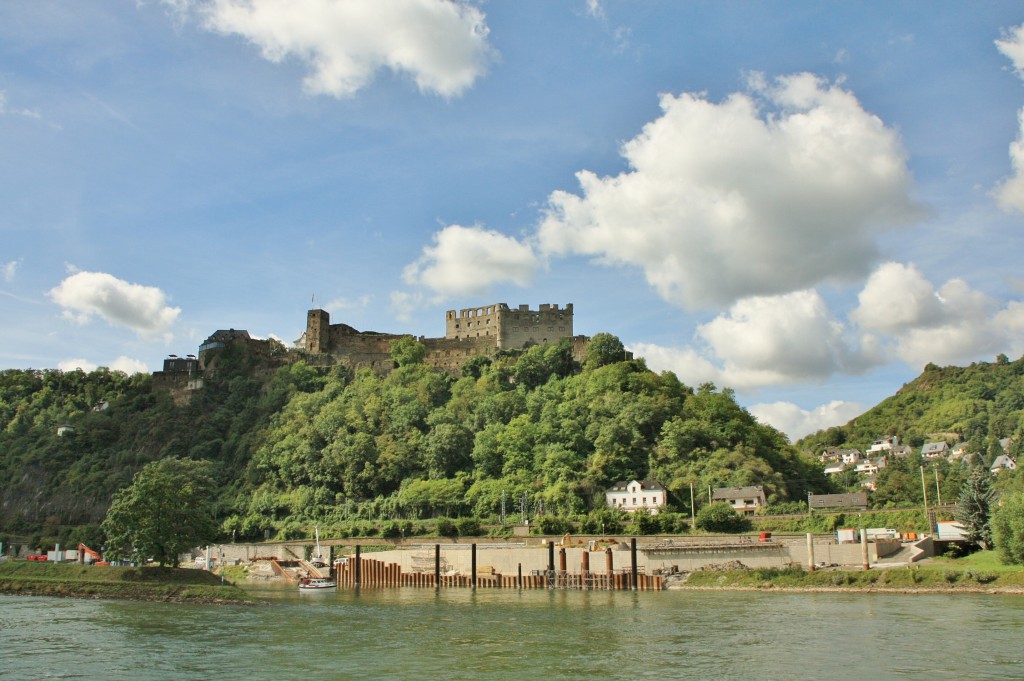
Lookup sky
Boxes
[3,1,1024,442]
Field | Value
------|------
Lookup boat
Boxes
[298,577,335,590]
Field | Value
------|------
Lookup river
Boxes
[2,587,1023,680]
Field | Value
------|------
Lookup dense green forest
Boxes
[7,341,1024,550]
[796,356,1024,459]
[0,336,825,547]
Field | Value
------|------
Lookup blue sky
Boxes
[3,1,1024,441]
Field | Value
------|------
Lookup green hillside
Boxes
[796,356,1024,459]
[0,336,825,547]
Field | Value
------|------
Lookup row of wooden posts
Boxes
[332,539,663,591]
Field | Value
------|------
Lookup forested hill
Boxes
[0,336,826,547]
[796,356,1024,458]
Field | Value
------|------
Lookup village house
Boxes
[868,436,899,454]
[712,486,766,515]
[824,462,846,476]
[605,479,667,515]
[991,455,1017,474]
[921,441,950,460]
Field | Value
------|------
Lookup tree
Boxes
[695,502,751,533]
[584,333,625,370]
[102,459,218,567]
[992,491,1024,565]
[390,336,426,367]
[954,469,994,549]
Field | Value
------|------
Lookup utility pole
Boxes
[920,465,930,533]
[934,468,942,506]
[689,484,696,529]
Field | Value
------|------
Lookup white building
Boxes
[712,486,766,515]
[605,479,667,515]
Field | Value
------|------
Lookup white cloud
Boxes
[390,290,424,324]
[993,109,1024,213]
[109,356,150,374]
[323,294,372,313]
[3,259,20,283]
[58,358,97,373]
[697,290,878,384]
[994,24,1024,214]
[997,23,1024,77]
[0,90,41,119]
[748,400,866,442]
[403,224,539,297]
[852,262,1024,368]
[187,0,492,98]
[634,290,877,391]
[57,356,150,374]
[537,72,920,309]
[49,271,181,338]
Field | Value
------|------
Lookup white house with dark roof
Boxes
[991,455,1016,474]
[605,479,667,515]
[712,486,766,515]
[921,441,950,459]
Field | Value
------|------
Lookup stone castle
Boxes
[154,302,589,398]
[304,302,587,374]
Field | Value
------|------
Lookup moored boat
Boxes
[298,577,335,590]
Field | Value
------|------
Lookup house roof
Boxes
[921,441,949,455]
[607,478,665,493]
[712,485,765,501]
[991,455,1016,471]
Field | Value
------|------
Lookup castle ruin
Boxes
[305,303,586,374]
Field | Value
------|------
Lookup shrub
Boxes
[380,522,402,539]
[632,511,658,535]
[536,514,573,536]
[696,503,752,533]
[435,518,458,538]
[455,517,481,537]
[992,491,1024,565]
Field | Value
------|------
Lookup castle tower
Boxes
[306,309,331,354]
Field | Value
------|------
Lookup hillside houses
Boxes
[820,434,1016,492]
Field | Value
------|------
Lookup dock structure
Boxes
[333,543,664,591]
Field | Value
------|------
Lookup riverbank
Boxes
[672,562,1024,594]
[0,560,256,604]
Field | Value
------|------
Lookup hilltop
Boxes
[0,334,825,547]
[795,355,1024,460]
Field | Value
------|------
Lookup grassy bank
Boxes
[678,552,1024,593]
[0,560,256,604]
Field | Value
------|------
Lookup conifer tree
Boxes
[954,469,994,549]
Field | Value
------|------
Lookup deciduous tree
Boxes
[102,458,218,567]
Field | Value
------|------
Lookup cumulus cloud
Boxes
[633,290,878,390]
[49,271,180,338]
[58,356,150,374]
[537,72,920,309]
[323,294,372,313]
[748,400,866,442]
[994,24,1024,213]
[184,0,492,98]
[852,261,1024,368]
[403,224,539,297]
[997,23,1024,76]
[58,358,97,373]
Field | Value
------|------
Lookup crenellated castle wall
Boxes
[306,303,579,375]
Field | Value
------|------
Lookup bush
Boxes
[696,503,752,533]
[580,509,624,535]
[381,522,402,539]
[455,517,481,537]
[435,518,458,538]
[657,513,690,534]
[632,511,658,535]
[535,514,573,536]
[992,491,1024,565]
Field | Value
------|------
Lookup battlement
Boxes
[444,302,573,349]
[305,303,577,375]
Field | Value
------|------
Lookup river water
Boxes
[2,587,1023,680]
